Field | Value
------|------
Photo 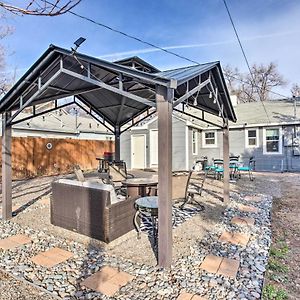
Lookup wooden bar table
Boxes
[122,178,158,198]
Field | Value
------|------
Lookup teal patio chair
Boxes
[207,157,240,181]
[205,158,217,177]
[212,159,224,180]
[237,156,255,181]
[229,155,240,180]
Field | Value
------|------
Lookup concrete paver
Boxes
[81,266,134,297]
[0,234,31,250]
[30,247,73,268]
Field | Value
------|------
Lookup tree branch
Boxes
[0,0,81,16]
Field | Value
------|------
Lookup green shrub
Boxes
[263,284,288,300]
[268,259,288,273]
[270,243,288,259]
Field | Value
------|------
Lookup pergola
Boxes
[0,45,236,267]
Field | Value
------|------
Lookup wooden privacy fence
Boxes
[0,137,114,179]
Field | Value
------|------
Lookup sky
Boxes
[1,0,300,98]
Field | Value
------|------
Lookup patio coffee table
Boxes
[122,178,158,198]
[134,196,158,241]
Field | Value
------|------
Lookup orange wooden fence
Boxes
[0,137,114,179]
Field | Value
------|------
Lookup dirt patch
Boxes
[263,173,300,300]
[234,172,300,300]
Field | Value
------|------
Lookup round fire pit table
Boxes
[122,178,158,198]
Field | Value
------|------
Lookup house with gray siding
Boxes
[120,114,203,171]
[122,98,300,172]
[199,99,300,172]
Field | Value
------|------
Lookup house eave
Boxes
[201,121,300,130]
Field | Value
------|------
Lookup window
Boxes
[263,127,282,154]
[245,128,259,148]
[192,130,198,155]
[202,130,217,148]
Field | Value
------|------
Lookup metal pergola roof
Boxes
[0,44,236,132]
[0,44,236,268]
[114,56,160,73]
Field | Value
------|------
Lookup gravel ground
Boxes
[0,186,272,299]
[10,171,227,265]
[0,170,289,299]
[0,269,55,300]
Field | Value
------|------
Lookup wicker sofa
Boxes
[51,179,137,243]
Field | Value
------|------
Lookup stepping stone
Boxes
[177,292,207,300]
[217,257,240,278]
[244,195,263,202]
[200,254,240,279]
[30,247,73,268]
[231,216,255,226]
[200,255,223,273]
[0,234,31,250]
[238,204,259,213]
[81,266,134,297]
[219,231,250,246]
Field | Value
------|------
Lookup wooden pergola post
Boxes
[223,118,230,203]
[2,112,12,220]
[156,85,173,268]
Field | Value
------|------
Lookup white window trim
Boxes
[192,129,198,155]
[245,128,259,148]
[263,127,283,155]
[202,130,218,148]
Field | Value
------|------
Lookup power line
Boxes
[49,3,201,65]
[222,0,271,122]
[45,0,290,103]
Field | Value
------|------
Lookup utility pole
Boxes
[293,96,297,119]
[293,96,300,119]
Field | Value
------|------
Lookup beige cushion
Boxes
[56,179,120,204]
[74,167,85,182]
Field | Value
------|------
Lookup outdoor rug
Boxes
[140,205,204,237]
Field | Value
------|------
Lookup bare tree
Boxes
[291,83,300,97]
[0,14,13,96]
[223,62,286,103]
[250,63,286,102]
[0,0,80,16]
[0,1,81,96]
[223,65,241,94]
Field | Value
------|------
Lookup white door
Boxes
[131,135,146,169]
[150,130,158,166]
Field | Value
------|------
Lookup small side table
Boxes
[134,196,158,241]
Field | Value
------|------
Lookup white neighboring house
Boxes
[1,109,114,140]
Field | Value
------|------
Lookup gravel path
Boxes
[0,269,54,300]
[0,171,279,299]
